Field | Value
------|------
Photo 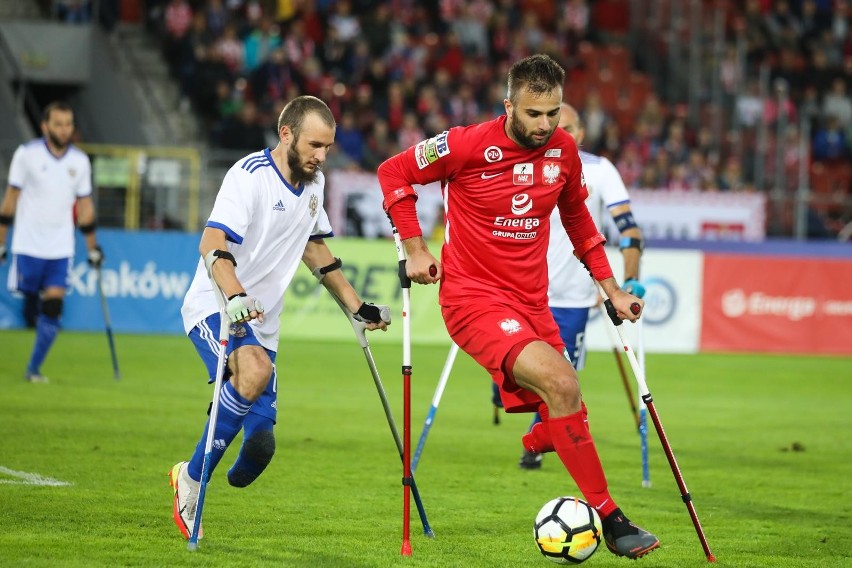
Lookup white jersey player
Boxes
[517,102,645,470]
[169,96,389,542]
[0,101,103,383]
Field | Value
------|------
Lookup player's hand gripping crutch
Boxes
[598,284,716,563]
[187,276,230,551]
[412,342,458,472]
[325,287,435,539]
[95,266,121,380]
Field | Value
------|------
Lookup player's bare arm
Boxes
[402,236,441,285]
[199,227,263,324]
[0,186,20,261]
[302,239,388,331]
[609,202,642,283]
[75,195,101,256]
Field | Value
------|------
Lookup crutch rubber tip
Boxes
[630,302,640,315]
[707,554,717,562]
[187,542,199,552]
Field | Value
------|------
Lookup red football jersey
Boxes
[378,115,609,308]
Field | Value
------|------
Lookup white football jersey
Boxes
[548,151,630,308]
[181,149,333,351]
[7,139,92,259]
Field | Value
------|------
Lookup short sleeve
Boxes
[75,154,93,198]
[206,167,253,244]
[7,145,26,189]
[600,157,630,207]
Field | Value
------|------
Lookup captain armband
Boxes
[612,211,638,232]
[204,249,237,276]
[381,185,418,212]
[312,257,342,282]
[619,237,644,252]
[78,222,96,234]
[0,214,12,226]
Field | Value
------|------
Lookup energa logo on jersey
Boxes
[511,193,533,215]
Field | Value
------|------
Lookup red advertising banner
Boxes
[701,254,852,355]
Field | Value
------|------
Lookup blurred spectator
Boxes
[451,4,490,58]
[57,0,91,23]
[163,0,193,74]
[362,119,397,171]
[204,0,228,38]
[214,101,267,150]
[822,77,852,127]
[813,115,849,161]
[717,157,746,192]
[335,110,365,165]
[580,91,609,150]
[397,112,426,150]
[736,79,764,127]
[213,23,244,76]
[243,17,281,74]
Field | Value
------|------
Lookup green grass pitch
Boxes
[0,329,850,567]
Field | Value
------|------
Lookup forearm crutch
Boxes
[95,267,120,380]
[598,284,715,563]
[412,342,459,473]
[188,276,229,551]
[327,291,434,539]
[391,223,414,556]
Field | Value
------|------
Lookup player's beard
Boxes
[45,128,70,152]
[509,114,554,149]
[287,143,320,185]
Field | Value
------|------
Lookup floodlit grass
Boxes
[0,329,850,567]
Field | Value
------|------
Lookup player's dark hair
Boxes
[507,54,565,105]
[277,96,336,140]
[41,101,73,123]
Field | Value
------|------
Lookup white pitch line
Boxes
[0,466,72,486]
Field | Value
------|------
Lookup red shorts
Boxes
[442,302,565,413]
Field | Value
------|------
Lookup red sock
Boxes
[548,410,617,518]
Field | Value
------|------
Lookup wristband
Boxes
[228,292,248,301]
[79,222,97,234]
[0,214,12,226]
[619,237,644,252]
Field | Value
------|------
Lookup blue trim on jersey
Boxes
[206,221,244,244]
[41,138,72,161]
[579,151,602,165]
[242,154,271,173]
[264,148,305,197]
[309,231,334,241]
[607,199,630,208]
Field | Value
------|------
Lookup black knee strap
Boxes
[42,298,63,319]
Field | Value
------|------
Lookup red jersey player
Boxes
[378,54,659,559]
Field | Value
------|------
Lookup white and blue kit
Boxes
[547,151,630,369]
[182,148,333,423]
[5,139,92,293]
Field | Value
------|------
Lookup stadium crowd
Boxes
[139,1,850,231]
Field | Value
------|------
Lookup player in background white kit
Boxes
[0,101,104,383]
[516,102,645,469]
[169,96,389,540]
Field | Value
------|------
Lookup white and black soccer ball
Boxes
[534,496,602,564]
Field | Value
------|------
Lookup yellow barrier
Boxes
[78,144,201,231]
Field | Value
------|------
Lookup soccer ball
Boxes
[534,496,602,564]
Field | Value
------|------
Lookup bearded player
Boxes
[376,54,659,559]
